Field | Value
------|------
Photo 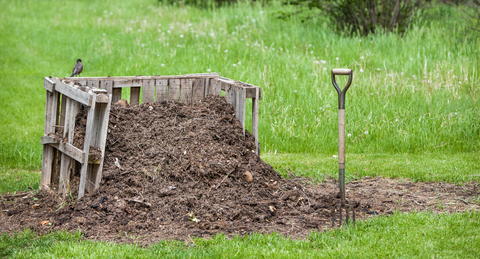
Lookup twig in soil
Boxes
[125,198,152,208]
[207,185,214,197]
[413,199,423,205]
[300,188,312,207]
[215,172,232,190]
[111,138,120,145]
[109,213,116,224]
[137,143,145,156]
[0,191,35,199]
[207,170,233,196]
[185,172,196,182]
[454,198,476,205]
[407,194,422,199]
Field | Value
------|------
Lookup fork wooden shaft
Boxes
[338,109,346,206]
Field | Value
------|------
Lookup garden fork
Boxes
[330,68,355,227]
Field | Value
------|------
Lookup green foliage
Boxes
[323,0,426,36]
[465,0,480,36]
[160,0,269,8]
[286,0,426,36]
[161,0,235,7]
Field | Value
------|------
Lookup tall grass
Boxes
[0,0,479,170]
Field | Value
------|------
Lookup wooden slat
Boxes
[219,78,234,90]
[55,143,85,164]
[41,136,85,163]
[44,77,55,92]
[111,79,143,88]
[78,95,97,200]
[142,79,155,103]
[66,101,80,192]
[40,135,57,144]
[91,94,112,192]
[224,82,236,109]
[155,79,168,102]
[51,93,61,186]
[192,78,205,103]
[40,90,57,190]
[87,80,100,89]
[101,80,113,94]
[236,86,246,136]
[210,78,222,96]
[70,73,220,82]
[184,73,220,77]
[246,87,261,99]
[168,79,180,101]
[204,78,211,97]
[217,77,261,99]
[252,87,260,155]
[130,87,140,105]
[85,99,110,193]
[180,79,193,104]
[58,98,71,195]
[234,85,240,120]
[59,94,67,131]
[46,78,92,106]
[58,97,80,195]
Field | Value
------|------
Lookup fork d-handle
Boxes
[331,69,353,207]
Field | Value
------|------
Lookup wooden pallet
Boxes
[41,73,262,199]
[41,77,112,199]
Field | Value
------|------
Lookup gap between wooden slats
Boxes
[130,87,140,105]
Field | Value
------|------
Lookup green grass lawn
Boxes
[0,0,479,257]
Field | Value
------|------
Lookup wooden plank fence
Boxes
[40,73,262,199]
[68,73,262,154]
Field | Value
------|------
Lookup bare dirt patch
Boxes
[1,96,478,244]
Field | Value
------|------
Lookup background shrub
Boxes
[465,0,480,36]
[287,0,426,36]
[322,0,425,36]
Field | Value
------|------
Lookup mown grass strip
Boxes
[1,212,478,258]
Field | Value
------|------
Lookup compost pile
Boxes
[1,96,478,244]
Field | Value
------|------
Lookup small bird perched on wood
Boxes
[70,59,83,77]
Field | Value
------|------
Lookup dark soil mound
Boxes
[1,96,478,244]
